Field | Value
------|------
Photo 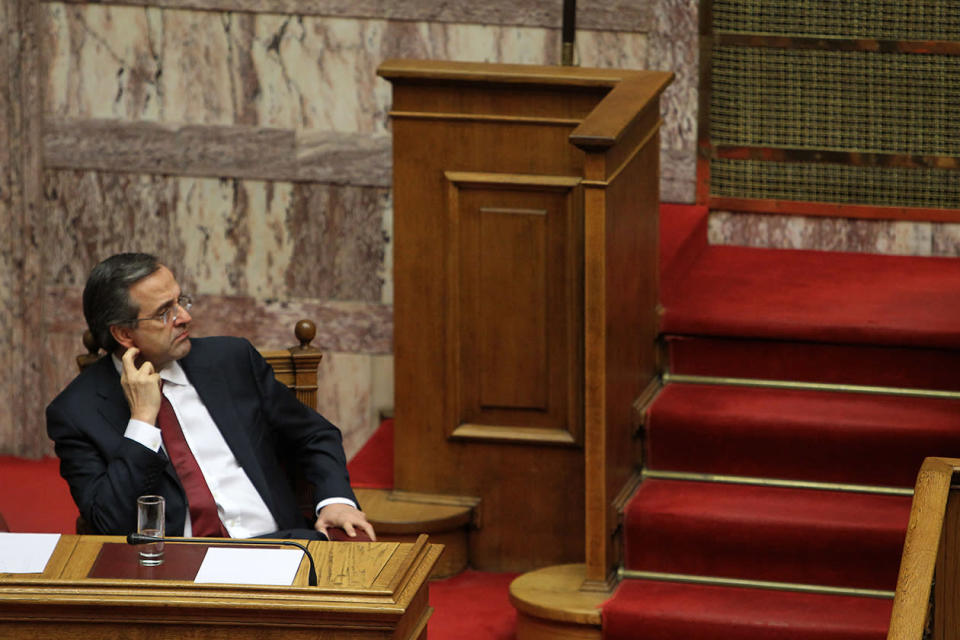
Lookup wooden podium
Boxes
[0,535,441,639]
[378,60,672,576]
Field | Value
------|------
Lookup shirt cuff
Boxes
[315,497,358,515]
[124,419,163,452]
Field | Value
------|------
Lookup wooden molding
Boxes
[628,367,663,436]
[450,423,578,446]
[569,72,673,151]
[611,470,644,516]
[379,58,630,87]
[389,111,582,127]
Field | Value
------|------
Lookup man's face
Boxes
[114,265,192,368]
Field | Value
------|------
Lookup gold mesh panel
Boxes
[707,2,960,214]
[713,0,960,40]
[711,158,960,209]
[711,46,960,156]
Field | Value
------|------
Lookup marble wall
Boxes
[2,0,700,457]
[709,212,960,257]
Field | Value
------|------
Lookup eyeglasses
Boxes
[126,295,193,327]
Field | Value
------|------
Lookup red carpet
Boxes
[429,570,519,639]
[347,417,394,489]
[0,456,78,534]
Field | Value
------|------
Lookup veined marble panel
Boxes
[43,170,387,302]
[650,0,698,203]
[0,196,13,455]
[44,4,650,134]
[46,0,651,33]
[288,183,389,302]
[42,4,691,197]
[316,351,378,461]
[707,211,955,257]
[0,62,13,454]
[931,225,960,257]
[662,148,696,204]
[4,0,49,458]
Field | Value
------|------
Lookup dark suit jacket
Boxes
[46,336,356,536]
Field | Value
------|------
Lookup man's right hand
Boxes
[120,347,163,424]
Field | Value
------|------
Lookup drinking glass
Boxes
[136,495,165,566]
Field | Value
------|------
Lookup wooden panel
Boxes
[476,204,548,410]
[445,173,582,443]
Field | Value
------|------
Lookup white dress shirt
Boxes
[115,356,354,537]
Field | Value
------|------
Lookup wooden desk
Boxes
[0,534,442,640]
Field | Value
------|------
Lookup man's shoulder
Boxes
[48,354,115,411]
[183,335,257,364]
[190,335,252,351]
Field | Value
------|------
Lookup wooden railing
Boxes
[570,70,672,588]
[888,457,960,640]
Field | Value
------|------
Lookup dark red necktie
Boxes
[157,388,229,538]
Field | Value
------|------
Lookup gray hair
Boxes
[82,253,162,353]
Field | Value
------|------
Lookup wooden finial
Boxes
[76,330,103,371]
[82,330,99,355]
[295,319,316,349]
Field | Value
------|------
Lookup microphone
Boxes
[127,533,319,586]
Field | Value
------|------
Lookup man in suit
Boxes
[46,253,375,541]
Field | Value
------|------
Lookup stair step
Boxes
[666,335,960,392]
[647,383,960,487]
[603,579,892,640]
[661,245,960,350]
[624,479,910,590]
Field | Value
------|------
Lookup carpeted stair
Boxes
[602,205,960,640]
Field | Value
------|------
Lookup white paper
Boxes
[194,547,304,586]
[0,533,61,573]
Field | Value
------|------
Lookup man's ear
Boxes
[109,324,136,350]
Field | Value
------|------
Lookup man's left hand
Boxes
[315,503,377,541]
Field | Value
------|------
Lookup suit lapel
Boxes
[92,356,131,434]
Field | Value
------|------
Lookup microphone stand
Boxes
[561,0,576,66]
[127,533,319,586]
